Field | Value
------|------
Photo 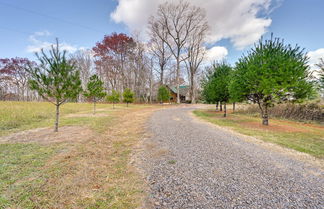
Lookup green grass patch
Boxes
[0,143,62,208]
[193,109,324,158]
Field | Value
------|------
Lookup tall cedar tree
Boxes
[27,40,82,132]
[123,88,134,107]
[84,74,106,114]
[107,90,120,109]
[157,85,170,103]
[229,35,314,125]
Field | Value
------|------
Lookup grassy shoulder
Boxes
[0,101,160,208]
[193,109,324,158]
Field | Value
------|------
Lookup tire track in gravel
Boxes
[140,106,324,209]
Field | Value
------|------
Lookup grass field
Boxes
[0,101,160,208]
[0,101,152,136]
[194,109,324,158]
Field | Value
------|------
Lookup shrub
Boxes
[157,86,170,103]
[236,103,323,122]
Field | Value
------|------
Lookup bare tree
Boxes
[149,25,171,85]
[185,19,208,103]
[71,50,93,101]
[149,1,208,103]
[316,58,324,93]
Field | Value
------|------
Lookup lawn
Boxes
[193,109,324,158]
[0,101,160,208]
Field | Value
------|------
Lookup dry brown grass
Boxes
[0,104,162,209]
[40,109,154,208]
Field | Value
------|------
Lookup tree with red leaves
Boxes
[0,57,35,100]
[92,33,135,92]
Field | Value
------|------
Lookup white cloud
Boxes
[308,48,324,70]
[27,30,81,53]
[111,0,280,49]
[205,46,228,62]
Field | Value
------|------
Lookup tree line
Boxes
[1,1,211,104]
[202,35,321,126]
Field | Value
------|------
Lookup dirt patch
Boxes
[241,121,308,133]
[0,126,93,144]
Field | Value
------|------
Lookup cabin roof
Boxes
[168,85,189,96]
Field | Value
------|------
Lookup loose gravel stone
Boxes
[140,106,324,209]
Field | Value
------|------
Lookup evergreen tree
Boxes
[211,63,232,117]
[157,86,170,103]
[123,88,134,107]
[84,74,106,114]
[201,66,218,106]
[229,35,314,125]
[27,40,82,132]
[201,63,232,115]
[107,90,120,109]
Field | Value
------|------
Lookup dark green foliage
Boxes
[123,88,134,106]
[107,90,120,109]
[157,86,170,103]
[211,63,232,103]
[201,67,217,104]
[27,39,82,132]
[229,35,315,125]
[201,63,232,116]
[84,74,106,114]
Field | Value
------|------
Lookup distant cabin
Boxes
[167,85,190,103]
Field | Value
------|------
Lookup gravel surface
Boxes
[140,106,324,209]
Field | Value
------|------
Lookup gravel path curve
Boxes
[140,106,324,209]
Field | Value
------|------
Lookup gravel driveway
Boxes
[140,106,324,209]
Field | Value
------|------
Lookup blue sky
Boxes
[0,0,323,68]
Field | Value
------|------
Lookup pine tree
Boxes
[208,63,232,117]
[27,39,82,132]
[107,90,120,109]
[84,74,106,114]
[229,35,315,125]
[123,88,134,107]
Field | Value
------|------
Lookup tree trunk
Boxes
[233,102,236,112]
[176,57,180,104]
[160,70,164,86]
[216,102,218,111]
[262,105,269,125]
[93,100,96,115]
[127,102,129,107]
[54,103,60,132]
[190,75,195,104]
[220,102,222,111]
[223,102,227,117]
